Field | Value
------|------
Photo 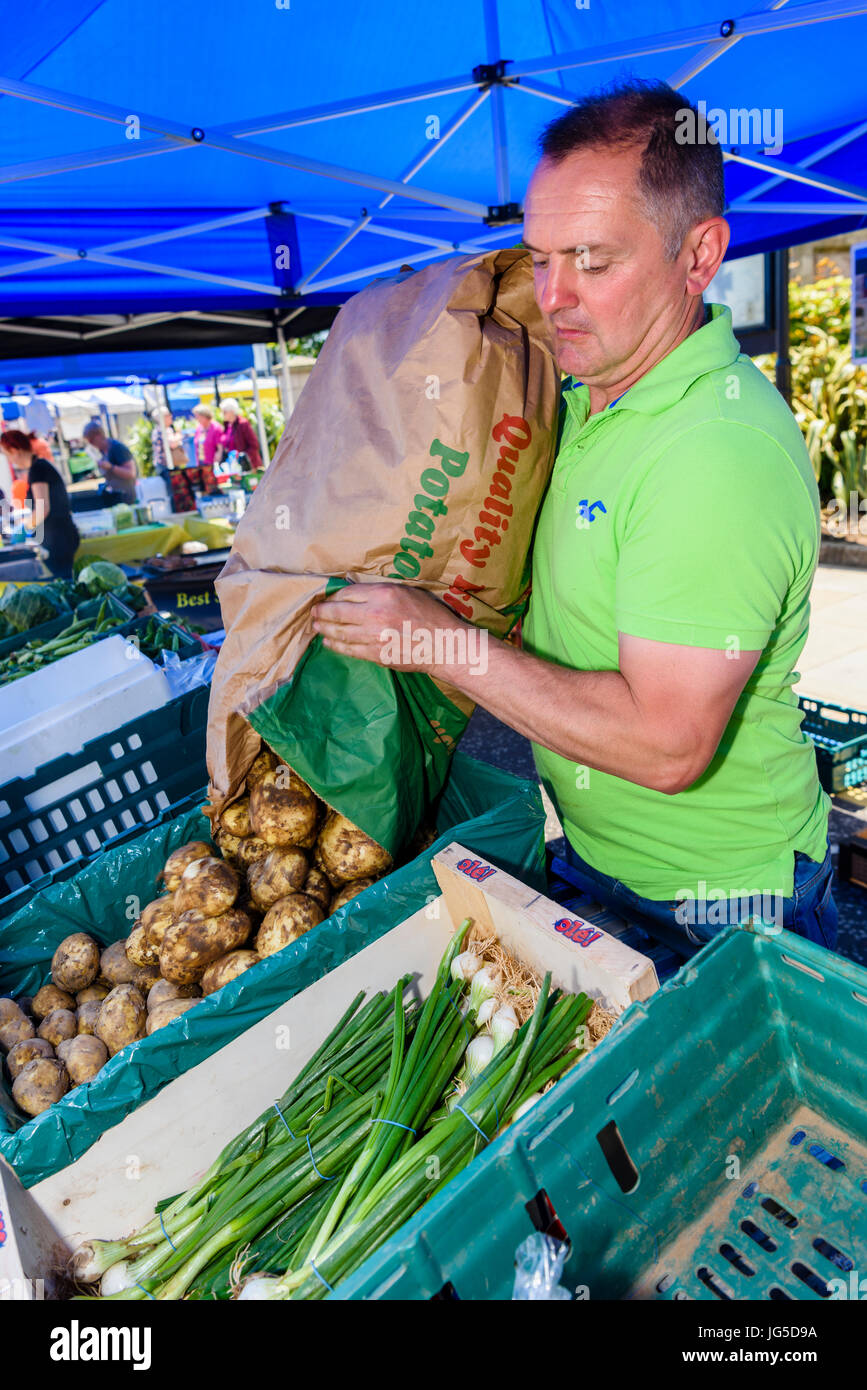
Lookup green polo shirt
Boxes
[524,303,829,901]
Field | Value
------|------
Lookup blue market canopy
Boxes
[0,0,865,359]
[0,345,262,393]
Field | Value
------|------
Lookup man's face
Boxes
[523,146,692,383]
[86,429,107,452]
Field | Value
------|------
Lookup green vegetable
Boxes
[76,561,128,597]
[0,583,69,633]
[74,925,593,1302]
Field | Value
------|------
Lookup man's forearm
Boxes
[434,632,689,793]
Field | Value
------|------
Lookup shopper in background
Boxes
[0,428,80,577]
[82,422,139,502]
[217,398,262,471]
[192,404,222,466]
[150,407,183,480]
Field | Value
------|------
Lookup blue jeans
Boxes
[563,841,839,954]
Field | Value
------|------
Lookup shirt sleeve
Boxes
[28,457,53,487]
[615,420,817,651]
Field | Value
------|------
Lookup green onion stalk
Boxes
[72,982,417,1299]
[239,973,593,1300]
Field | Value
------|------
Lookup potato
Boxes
[255,894,325,959]
[330,877,377,912]
[0,997,21,1027]
[161,841,213,893]
[138,896,176,954]
[147,998,201,1035]
[236,835,273,868]
[317,813,392,886]
[174,856,240,916]
[100,940,137,987]
[146,979,201,1013]
[76,1000,104,1036]
[248,847,309,910]
[132,962,162,994]
[221,796,251,839]
[13,1057,69,1116]
[76,983,110,1006]
[6,1037,55,1080]
[96,984,147,1056]
[215,827,244,865]
[37,1009,77,1048]
[0,1012,36,1051]
[201,950,260,996]
[32,984,76,1020]
[62,1035,108,1086]
[159,908,253,985]
[247,747,278,786]
[312,841,336,884]
[125,923,154,968]
[303,867,332,910]
[51,933,100,993]
[249,770,319,848]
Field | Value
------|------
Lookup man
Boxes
[311,81,836,952]
[82,422,139,503]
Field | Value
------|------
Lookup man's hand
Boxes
[311,583,469,675]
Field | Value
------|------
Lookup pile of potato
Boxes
[0,930,203,1119]
[0,744,395,1122]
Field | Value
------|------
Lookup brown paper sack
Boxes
[207,247,559,851]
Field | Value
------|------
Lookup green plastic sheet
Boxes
[248,634,470,858]
[0,751,544,1187]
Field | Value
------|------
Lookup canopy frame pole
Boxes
[305,227,522,292]
[276,327,295,421]
[721,152,867,203]
[296,89,490,292]
[666,0,793,87]
[483,0,510,206]
[0,73,488,217]
[508,0,867,76]
[250,367,271,468]
[734,119,867,205]
[727,199,867,214]
[158,387,173,476]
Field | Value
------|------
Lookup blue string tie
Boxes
[309,1257,334,1293]
[272,1102,297,1141]
[306,1133,337,1182]
[371,1118,416,1135]
[159,1211,177,1252]
[454,1104,492,1145]
[135,1281,156,1301]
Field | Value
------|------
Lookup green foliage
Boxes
[283,331,328,358]
[756,275,867,504]
[127,414,154,477]
[76,560,128,596]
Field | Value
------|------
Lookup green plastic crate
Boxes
[0,685,210,916]
[0,752,546,1185]
[337,924,867,1301]
[799,695,867,792]
[0,592,134,664]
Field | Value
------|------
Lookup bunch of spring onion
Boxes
[72,977,421,1300]
[238,929,592,1300]
[73,920,591,1300]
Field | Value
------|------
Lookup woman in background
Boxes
[192,404,223,466]
[216,398,262,471]
[0,429,80,577]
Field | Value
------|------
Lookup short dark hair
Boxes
[538,80,725,259]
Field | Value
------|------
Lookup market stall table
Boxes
[74,522,188,565]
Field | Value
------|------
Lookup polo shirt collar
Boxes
[564,302,741,417]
